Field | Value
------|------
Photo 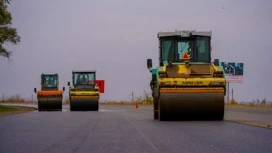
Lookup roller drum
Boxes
[153,97,159,120]
[70,98,99,111]
[159,92,224,121]
[38,97,62,111]
[153,87,159,120]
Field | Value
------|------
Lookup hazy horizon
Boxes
[0,0,271,102]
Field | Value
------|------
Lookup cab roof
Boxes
[158,30,212,38]
[41,73,58,76]
[72,70,96,73]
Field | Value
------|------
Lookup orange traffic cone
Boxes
[136,102,138,109]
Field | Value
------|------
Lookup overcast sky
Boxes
[0,0,271,102]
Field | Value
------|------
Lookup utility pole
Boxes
[2,93,4,101]
[132,92,134,102]
[227,82,230,104]
[232,88,234,102]
[32,94,33,102]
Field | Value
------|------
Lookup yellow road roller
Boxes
[147,30,226,121]
[68,70,100,111]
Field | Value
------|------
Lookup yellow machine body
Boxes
[147,30,226,121]
[68,70,100,111]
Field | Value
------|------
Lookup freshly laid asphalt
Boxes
[0,104,271,153]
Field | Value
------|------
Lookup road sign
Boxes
[95,80,105,93]
[219,62,244,83]
[88,80,105,93]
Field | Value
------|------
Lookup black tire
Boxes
[93,102,99,111]
[153,98,158,120]
[212,97,225,121]
[38,101,43,111]
[158,98,167,121]
[153,87,159,120]
[215,113,224,121]
[214,109,224,121]
[70,104,74,111]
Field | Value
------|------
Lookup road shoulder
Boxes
[225,105,272,129]
[0,105,37,117]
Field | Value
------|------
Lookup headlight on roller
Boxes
[160,81,171,86]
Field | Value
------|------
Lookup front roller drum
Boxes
[70,97,99,111]
[38,97,62,111]
[153,98,159,120]
[153,87,159,120]
[158,89,225,121]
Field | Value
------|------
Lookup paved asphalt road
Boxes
[0,104,271,153]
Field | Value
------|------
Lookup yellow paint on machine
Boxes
[70,96,99,99]
[159,78,226,86]
[70,91,99,96]
[160,87,224,93]
[160,64,222,74]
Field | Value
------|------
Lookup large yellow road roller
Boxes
[147,30,226,121]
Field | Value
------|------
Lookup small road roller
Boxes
[68,70,104,111]
[34,73,65,111]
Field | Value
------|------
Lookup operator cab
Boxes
[34,73,65,93]
[147,30,220,69]
[68,70,96,90]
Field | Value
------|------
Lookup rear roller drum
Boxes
[153,87,159,120]
[70,98,99,111]
[38,97,62,111]
[153,97,158,120]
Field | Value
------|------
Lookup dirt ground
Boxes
[0,105,37,117]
